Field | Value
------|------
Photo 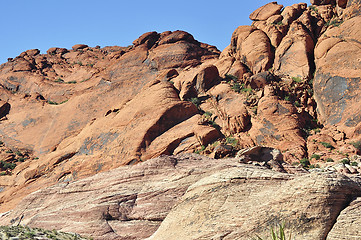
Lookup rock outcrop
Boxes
[1,1,361,239]
[1,154,360,240]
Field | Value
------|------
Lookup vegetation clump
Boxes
[0,225,92,240]
[252,223,292,240]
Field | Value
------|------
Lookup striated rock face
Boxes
[1,154,360,240]
[314,13,361,137]
[327,197,361,239]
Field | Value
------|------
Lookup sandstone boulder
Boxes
[192,65,220,93]
[311,0,336,5]
[327,197,361,239]
[72,44,88,51]
[231,26,273,74]
[274,21,315,78]
[132,31,160,48]
[249,2,284,21]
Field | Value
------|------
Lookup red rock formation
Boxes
[0,2,361,239]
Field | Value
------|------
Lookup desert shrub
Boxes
[291,77,302,83]
[325,19,343,27]
[299,158,310,168]
[294,101,301,107]
[203,111,213,118]
[225,74,238,81]
[54,78,64,83]
[351,162,358,167]
[309,164,320,169]
[309,5,318,13]
[48,100,59,105]
[340,159,350,165]
[0,161,16,170]
[231,82,241,93]
[252,223,292,240]
[326,158,334,162]
[190,97,201,108]
[320,142,334,149]
[226,136,238,148]
[194,145,206,154]
[311,154,321,160]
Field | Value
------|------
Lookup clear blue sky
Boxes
[0,0,309,64]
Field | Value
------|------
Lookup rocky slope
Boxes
[0,0,361,239]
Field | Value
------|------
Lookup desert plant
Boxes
[291,77,302,83]
[326,158,334,162]
[81,78,90,83]
[271,20,283,26]
[194,145,206,154]
[55,78,64,83]
[309,5,318,13]
[15,150,22,156]
[203,111,213,118]
[309,164,320,169]
[241,86,253,93]
[253,223,292,240]
[351,161,358,167]
[294,101,301,107]
[48,100,59,105]
[226,136,238,148]
[190,97,201,108]
[320,142,334,149]
[232,82,241,93]
[225,74,238,81]
[311,154,321,160]
[67,81,77,84]
[0,161,16,170]
[340,159,350,165]
[325,19,343,27]
[299,158,310,168]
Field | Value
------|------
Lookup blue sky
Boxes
[0,0,309,64]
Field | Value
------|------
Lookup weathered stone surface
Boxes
[327,197,361,239]
[72,44,88,50]
[1,154,360,240]
[192,65,220,93]
[148,158,361,239]
[0,32,220,211]
[231,26,273,74]
[0,154,249,240]
[249,2,284,21]
[313,15,361,137]
[274,21,315,78]
[248,71,275,89]
[242,86,307,161]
